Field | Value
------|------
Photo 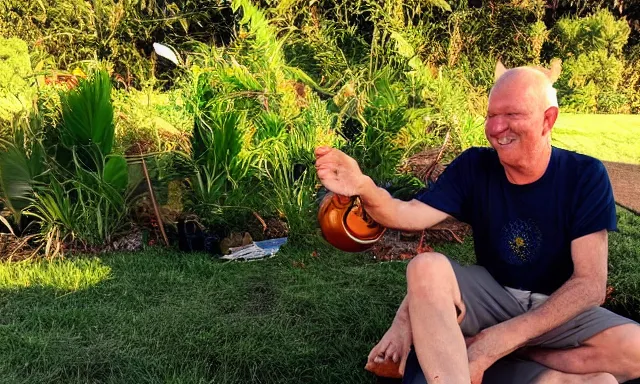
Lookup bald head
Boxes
[484,64,559,178]
[490,67,558,111]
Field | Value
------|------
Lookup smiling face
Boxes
[485,68,557,170]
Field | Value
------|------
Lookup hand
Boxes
[366,319,412,377]
[468,356,487,384]
[315,146,368,197]
[465,330,508,384]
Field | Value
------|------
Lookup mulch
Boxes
[603,161,640,215]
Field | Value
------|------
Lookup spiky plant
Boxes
[0,111,47,232]
[57,70,115,172]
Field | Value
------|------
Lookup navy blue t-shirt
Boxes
[415,146,617,295]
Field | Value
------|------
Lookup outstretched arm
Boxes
[315,146,449,231]
[356,176,450,231]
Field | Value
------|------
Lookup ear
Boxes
[495,59,508,81]
[548,58,562,83]
[543,106,558,136]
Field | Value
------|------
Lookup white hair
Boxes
[545,84,558,109]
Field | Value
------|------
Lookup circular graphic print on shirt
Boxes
[500,218,542,265]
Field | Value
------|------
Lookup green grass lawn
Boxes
[552,113,640,164]
[0,207,637,384]
[0,113,638,383]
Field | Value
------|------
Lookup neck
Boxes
[503,145,552,185]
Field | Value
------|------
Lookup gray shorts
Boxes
[403,259,638,384]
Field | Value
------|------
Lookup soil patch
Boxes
[603,161,640,215]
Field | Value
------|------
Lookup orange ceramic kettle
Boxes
[318,191,386,252]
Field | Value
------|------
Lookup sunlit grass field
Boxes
[552,113,640,164]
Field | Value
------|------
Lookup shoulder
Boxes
[553,147,608,181]
[554,148,617,238]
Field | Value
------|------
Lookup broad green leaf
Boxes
[0,143,34,221]
[103,155,128,192]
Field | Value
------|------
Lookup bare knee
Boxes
[584,372,617,384]
[587,324,640,381]
[620,325,640,380]
[406,252,451,286]
[406,252,462,310]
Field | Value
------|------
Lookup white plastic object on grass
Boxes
[220,237,288,261]
[152,43,182,66]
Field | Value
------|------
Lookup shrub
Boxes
[445,2,547,69]
[622,44,640,113]
[112,88,192,155]
[546,9,632,113]
[0,70,137,255]
[0,0,236,86]
[548,8,630,59]
[0,38,35,130]
[555,49,626,113]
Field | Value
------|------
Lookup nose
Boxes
[485,115,509,137]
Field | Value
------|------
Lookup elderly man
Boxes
[314,64,640,383]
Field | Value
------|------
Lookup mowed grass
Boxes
[552,113,640,164]
[0,208,637,384]
[0,113,637,383]
[0,239,409,384]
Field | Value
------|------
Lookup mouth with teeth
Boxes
[497,137,516,146]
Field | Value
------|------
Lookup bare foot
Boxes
[366,319,412,377]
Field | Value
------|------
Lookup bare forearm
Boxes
[357,176,402,228]
[358,176,448,231]
[487,277,605,357]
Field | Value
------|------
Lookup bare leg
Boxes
[533,370,617,384]
[525,324,640,382]
[406,252,469,383]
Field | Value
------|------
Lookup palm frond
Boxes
[0,141,36,223]
[58,70,115,170]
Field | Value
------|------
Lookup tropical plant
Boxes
[0,37,35,131]
[0,70,136,255]
[0,122,45,230]
[55,71,116,172]
[176,0,342,231]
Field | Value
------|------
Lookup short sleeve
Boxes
[413,148,476,223]
[570,160,617,240]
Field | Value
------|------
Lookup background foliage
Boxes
[0,0,638,255]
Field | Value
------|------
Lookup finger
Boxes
[367,342,384,362]
[316,168,333,180]
[383,344,396,361]
[369,340,391,362]
[392,352,399,363]
[367,346,378,362]
[370,351,386,364]
[314,146,331,158]
[314,161,338,174]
